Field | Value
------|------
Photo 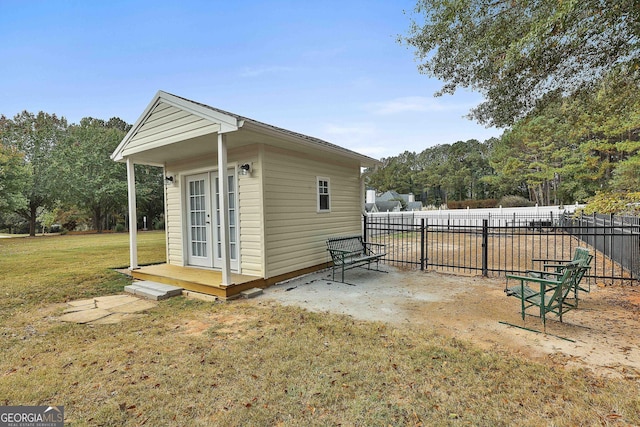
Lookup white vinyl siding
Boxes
[237,153,263,276]
[165,179,183,266]
[123,102,220,157]
[262,147,362,277]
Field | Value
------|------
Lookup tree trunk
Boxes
[29,202,37,237]
[93,207,103,233]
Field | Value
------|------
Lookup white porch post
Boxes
[217,133,231,285]
[126,157,139,270]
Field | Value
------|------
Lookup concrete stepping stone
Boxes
[61,294,157,324]
[60,308,112,324]
[91,313,145,325]
[95,295,138,310]
[64,302,97,313]
[240,288,264,299]
[109,299,157,314]
[67,298,98,307]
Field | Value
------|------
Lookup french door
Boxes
[186,170,238,270]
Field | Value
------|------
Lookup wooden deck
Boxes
[131,264,266,299]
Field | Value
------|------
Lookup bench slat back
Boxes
[327,236,366,263]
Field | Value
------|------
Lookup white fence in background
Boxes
[366,204,585,227]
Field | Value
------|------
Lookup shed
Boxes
[111,91,380,298]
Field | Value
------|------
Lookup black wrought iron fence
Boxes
[364,212,640,285]
[563,213,640,282]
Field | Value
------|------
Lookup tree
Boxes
[441,140,494,201]
[365,153,416,195]
[488,72,640,205]
[415,144,451,205]
[568,74,640,195]
[0,111,67,236]
[402,0,640,127]
[365,140,498,206]
[54,117,164,232]
[134,164,165,230]
[54,117,129,232]
[0,143,29,215]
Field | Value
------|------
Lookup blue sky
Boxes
[1,0,502,159]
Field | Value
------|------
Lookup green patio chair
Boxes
[529,247,593,303]
[505,261,581,332]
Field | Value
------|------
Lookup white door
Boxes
[185,171,238,270]
[186,174,213,267]
[214,172,239,270]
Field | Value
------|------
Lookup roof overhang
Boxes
[111,90,381,168]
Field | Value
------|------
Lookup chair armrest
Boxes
[506,274,563,286]
[526,269,562,277]
[531,258,570,264]
[542,263,568,269]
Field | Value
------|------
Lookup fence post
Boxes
[482,219,489,277]
[363,214,368,242]
[609,213,614,275]
[420,218,425,271]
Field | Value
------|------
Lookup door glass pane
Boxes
[189,178,207,258]
[215,173,237,261]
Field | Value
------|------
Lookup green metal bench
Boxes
[326,235,386,283]
[505,261,582,331]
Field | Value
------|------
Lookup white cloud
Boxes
[366,96,470,115]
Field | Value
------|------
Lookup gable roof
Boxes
[111,90,380,167]
[364,203,378,213]
[406,201,424,211]
[377,190,402,202]
[375,201,402,212]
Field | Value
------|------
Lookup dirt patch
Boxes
[178,312,255,337]
[260,266,640,380]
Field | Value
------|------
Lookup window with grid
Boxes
[317,177,330,212]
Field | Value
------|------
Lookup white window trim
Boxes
[317,176,331,213]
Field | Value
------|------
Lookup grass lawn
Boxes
[1,232,638,426]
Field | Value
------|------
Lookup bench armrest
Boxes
[364,242,385,247]
[363,241,386,256]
